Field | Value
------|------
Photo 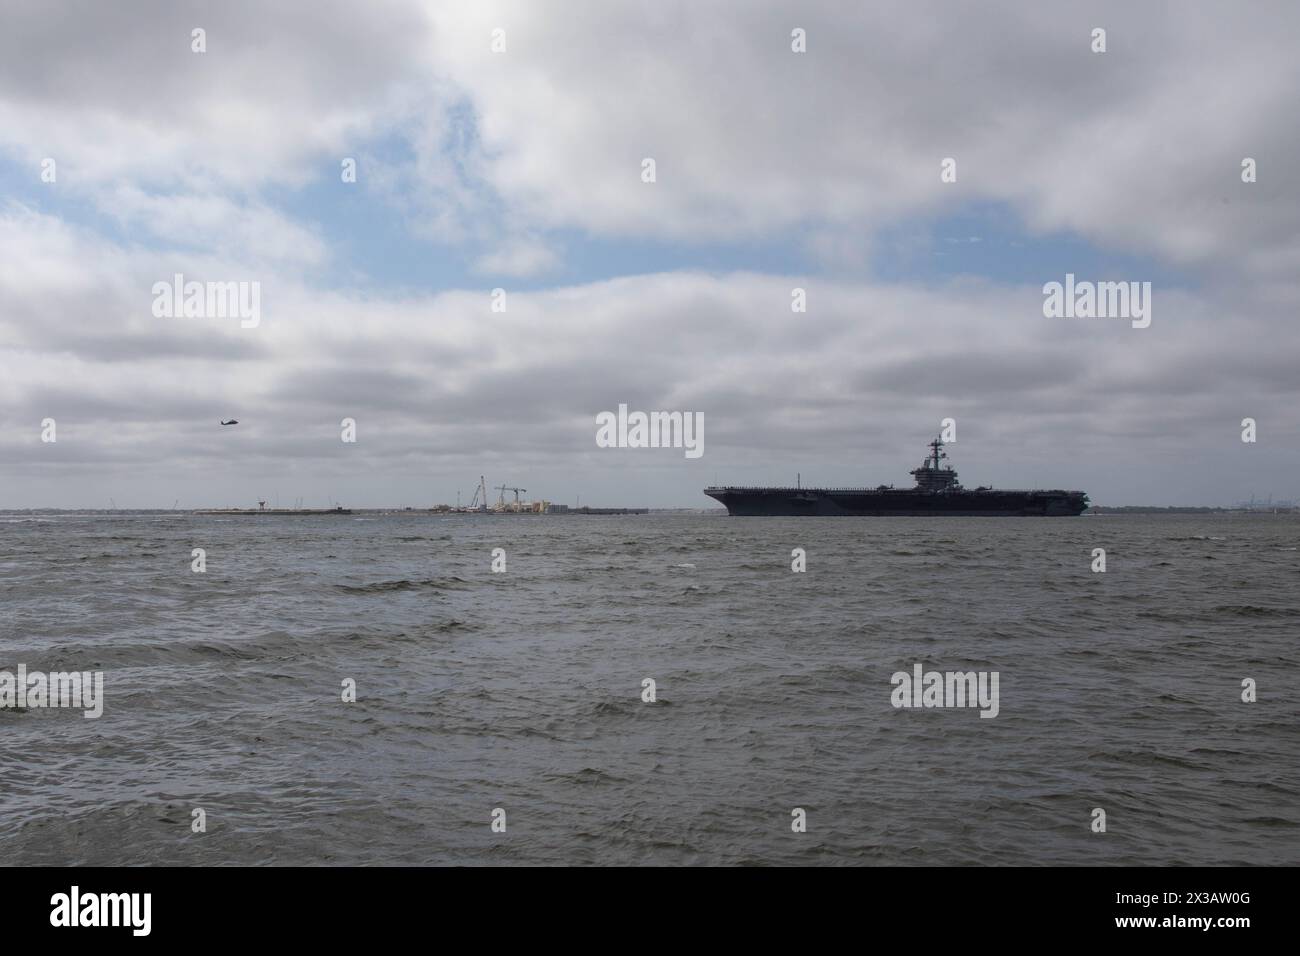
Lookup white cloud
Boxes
[5,1,1295,277]
[0,0,428,189]
[1,2,1298,506]
[472,236,562,277]
[3,206,1298,506]
[415,0,1300,277]
[101,187,328,267]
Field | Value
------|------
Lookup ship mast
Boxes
[929,438,944,470]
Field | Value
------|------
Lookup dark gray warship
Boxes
[704,438,1088,517]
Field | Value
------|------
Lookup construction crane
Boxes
[495,485,527,510]
[468,476,488,511]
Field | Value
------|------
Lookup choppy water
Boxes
[2,512,1298,866]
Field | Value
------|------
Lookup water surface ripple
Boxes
[2,513,1297,865]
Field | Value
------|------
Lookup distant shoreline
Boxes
[0,507,700,515]
[1083,506,1298,515]
[2,506,1296,516]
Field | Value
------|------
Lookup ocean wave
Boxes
[1212,604,1299,618]
[336,577,470,594]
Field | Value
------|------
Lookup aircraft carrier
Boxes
[704,438,1088,517]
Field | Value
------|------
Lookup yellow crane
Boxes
[495,485,527,510]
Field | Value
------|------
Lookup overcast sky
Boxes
[2,0,1298,508]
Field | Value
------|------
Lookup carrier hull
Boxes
[704,437,1088,516]
[703,487,1088,517]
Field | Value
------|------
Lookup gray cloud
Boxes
[1,3,1299,507]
